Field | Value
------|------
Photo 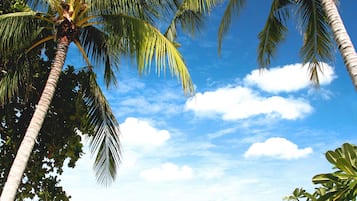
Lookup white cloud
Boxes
[185,86,312,120]
[140,163,193,182]
[244,63,336,93]
[244,137,313,160]
[120,117,170,147]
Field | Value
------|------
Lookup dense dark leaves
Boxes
[0,52,92,200]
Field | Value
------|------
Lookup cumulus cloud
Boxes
[185,86,312,121]
[140,163,193,182]
[244,63,336,93]
[120,117,170,147]
[244,137,313,160]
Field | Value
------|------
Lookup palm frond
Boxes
[90,0,157,23]
[81,71,121,186]
[164,0,221,41]
[257,0,292,68]
[149,0,179,16]
[218,0,246,55]
[0,11,44,56]
[187,0,222,13]
[164,9,203,41]
[103,14,194,95]
[73,39,92,67]
[307,61,323,86]
[0,57,31,106]
[80,26,119,87]
[297,0,334,84]
[26,35,55,53]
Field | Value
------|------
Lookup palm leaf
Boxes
[297,0,334,85]
[164,0,220,41]
[79,25,120,87]
[0,11,44,56]
[257,0,292,68]
[218,0,246,54]
[90,0,158,23]
[103,14,194,95]
[81,71,121,186]
[0,57,31,105]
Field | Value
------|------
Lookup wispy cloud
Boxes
[140,163,193,182]
[244,137,313,160]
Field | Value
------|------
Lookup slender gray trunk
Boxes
[0,38,70,201]
[321,0,357,89]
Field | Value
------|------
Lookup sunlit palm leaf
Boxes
[218,0,246,54]
[0,11,44,56]
[103,14,194,95]
[90,0,158,23]
[297,0,334,85]
[257,0,291,68]
[82,71,121,186]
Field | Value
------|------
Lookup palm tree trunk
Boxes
[0,38,70,201]
[321,0,357,89]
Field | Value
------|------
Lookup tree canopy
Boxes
[285,143,357,201]
[1,2,91,196]
[0,61,93,200]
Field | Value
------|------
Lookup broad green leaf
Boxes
[313,173,339,184]
[326,150,341,166]
[335,158,355,175]
[342,143,357,168]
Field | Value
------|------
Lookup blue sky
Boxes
[60,1,357,201]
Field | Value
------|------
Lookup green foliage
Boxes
[218,0,334,85]
[218,0,246,54]
[0,6,91,194]
[164,0,221,41]
[0,0,28,14]
[257,0,291,67]
[0,0,219,190]
[0,59,93,200]
[296,0,334,85]
[285,143,357,201]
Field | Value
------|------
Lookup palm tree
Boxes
[218,0,357,88]
[320,0,357,89]
[0,0,215,199]
[257,0,334,85]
